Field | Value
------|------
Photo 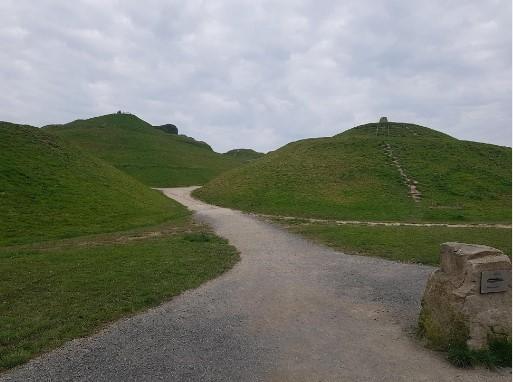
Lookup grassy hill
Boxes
[0,121,188,246]
[224,148,265,161]
[44,113,243,187]
[194,122,511,223]
[1,121,239,369]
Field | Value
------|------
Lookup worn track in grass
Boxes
[257,214,512,229]
[1,187,508,381]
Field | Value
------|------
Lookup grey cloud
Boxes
[0,0,510,152]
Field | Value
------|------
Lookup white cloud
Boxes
[0,0,510,152]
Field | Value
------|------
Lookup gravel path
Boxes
[1,187,508,381]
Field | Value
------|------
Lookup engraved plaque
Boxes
[480,270,510,294]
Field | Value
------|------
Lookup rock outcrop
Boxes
[419,243,511,350]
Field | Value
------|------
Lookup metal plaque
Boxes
[480,270,510,294]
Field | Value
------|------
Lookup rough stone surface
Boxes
[420,242,512,350]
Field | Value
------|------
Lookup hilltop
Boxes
[44,113,244,187]
[0,122,188,246]
[224,148,265,161]
[194,121,511,223]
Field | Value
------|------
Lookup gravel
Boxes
[1,187,508,381]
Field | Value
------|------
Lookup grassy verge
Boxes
[0,219,239,371]
[275,220,511,265]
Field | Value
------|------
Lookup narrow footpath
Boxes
[1,187,508,381]
[383,142,422,202]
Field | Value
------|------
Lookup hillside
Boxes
[44,113,243,187]
[224,148,265,161]
[194,122,511,223]
[0,122,188,246]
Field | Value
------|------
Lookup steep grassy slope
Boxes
[224,148,265,161]
[0,122,188,246]
[45,114,242,186]
[0,121,240,370]
[195,122,511,223]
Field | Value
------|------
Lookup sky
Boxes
[0,0,511,153]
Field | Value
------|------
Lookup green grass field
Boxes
[195,122,511,223]
[277,220,511,265]
[45,113,244,187]
[0,122,189,246]
[0,221,238,370]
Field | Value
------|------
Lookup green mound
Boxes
[0,122,188,246]
[224,148,265,161]
[195,122,511,223]
[45,113,242,187]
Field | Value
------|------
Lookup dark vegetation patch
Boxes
[154,123,178,134]
[447,339,512,369]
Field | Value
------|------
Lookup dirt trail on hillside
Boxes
[383,143,422,202]
[258,214,512,229]
[2,187,508,381]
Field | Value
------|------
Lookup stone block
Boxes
[419,242,511,350]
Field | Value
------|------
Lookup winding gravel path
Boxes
[1,187,508,381]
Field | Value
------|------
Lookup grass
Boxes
[0,220,239,371]
[1,120,241,371]
[223,148,265,161]
[277,221,511,265]
[0,122,188,246]
[194,122,511,223]
[447,340,512,369]
[44,113,244,187]
[3,116,510,373]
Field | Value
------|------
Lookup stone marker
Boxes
[419,242,511,350]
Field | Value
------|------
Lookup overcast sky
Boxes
[1,0,511,152]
